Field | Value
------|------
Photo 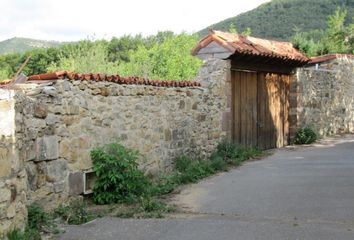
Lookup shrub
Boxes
[91,143,150,204]
[294,127,317,144]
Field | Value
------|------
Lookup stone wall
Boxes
[289,57,354,137]
[0,90,28,237]
[0,59,229,234]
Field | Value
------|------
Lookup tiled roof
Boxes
[309,54,354,64]
[192,30,309,63]
[25,71,201,88]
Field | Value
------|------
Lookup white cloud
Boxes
[0,0,270,41]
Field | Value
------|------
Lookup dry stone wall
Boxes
[289,57,354,137]
[0,59,229,234]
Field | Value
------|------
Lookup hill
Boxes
[0,37,61,55]
[198,0,354,40]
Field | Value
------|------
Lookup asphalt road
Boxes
[60,135,354,240]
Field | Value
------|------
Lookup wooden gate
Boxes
[231,71,290,149]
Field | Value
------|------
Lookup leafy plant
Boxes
[91,143,149,204]
[294,127,317,144]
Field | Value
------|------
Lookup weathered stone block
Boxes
[45,114,59,125]
[33,105,47,119]
[46,159,67,182]
[35,136,59,161]
[53,181,65,193]
[0,147,11,178]
[0,188,11,203]
[69,172,83,195]
[25,162,38,191]
[164,129,172,141]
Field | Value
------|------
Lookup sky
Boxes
[0,0,270,42]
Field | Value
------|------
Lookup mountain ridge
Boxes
[198,0,354,40]
[0,37,61,55]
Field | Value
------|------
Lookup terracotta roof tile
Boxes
[309,54,354,64]
[0,79,12,86]
[192,30,309,63]
[26,71,201,88]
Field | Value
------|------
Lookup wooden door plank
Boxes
[278,74,284,147]
[283,75,290,146]
[257,73,267,149]
[269,74,277,148]
[233,71,241,144]
[265,73,272,149]
[240,72,247,146]
[250,72,258,147]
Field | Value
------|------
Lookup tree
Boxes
[321,8,350,54]
[117,33,202,80]
[291,8,353,56]
[48,41,119,74]
[228,23,238,34]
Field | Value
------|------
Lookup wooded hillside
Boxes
[199,0,354,40]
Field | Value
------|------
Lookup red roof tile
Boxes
[309,54,354,64]
[192,30,309,63]
[26,71,201,88]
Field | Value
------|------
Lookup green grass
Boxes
[150,141,262,197]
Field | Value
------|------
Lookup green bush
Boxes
[294,127,317,144]
[91,143,149,204]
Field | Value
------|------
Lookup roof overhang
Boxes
[192,30,310,67]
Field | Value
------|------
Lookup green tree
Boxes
[291,8,353,56]
[48,41,119,74]
[321,8,350,53]
[228,23,238,34]
[117,33,202,80]
[242,28,252,36]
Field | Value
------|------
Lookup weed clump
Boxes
[294,127,317,144]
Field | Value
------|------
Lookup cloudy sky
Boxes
[0,0,270,42]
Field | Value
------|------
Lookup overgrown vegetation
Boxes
[91,141,262,206]
[0,32,202,82]
[6,200,94,240]
[293,127,318,145]
[53,200,95,225]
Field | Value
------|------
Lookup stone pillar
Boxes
[0,90,27,237]
[196,58,231,140]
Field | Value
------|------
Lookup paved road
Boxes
[60,136,354,240]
